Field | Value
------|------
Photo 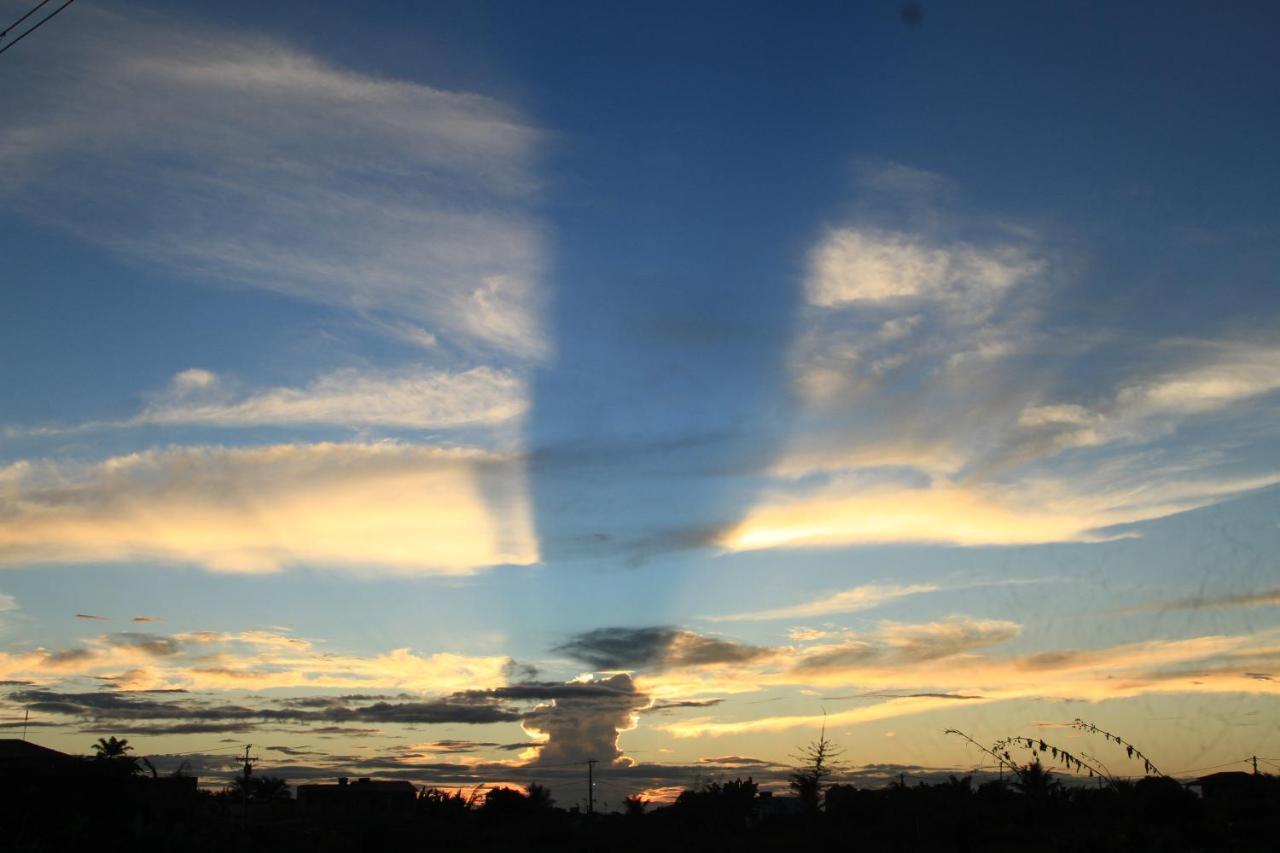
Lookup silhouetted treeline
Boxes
[5,759,1280,852]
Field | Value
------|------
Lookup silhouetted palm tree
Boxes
[252,776,291,801]
[91,736,141,775]
[92,736,132,759]
[1011,759,1060,798]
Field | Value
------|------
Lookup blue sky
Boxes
[2,1,1279,799]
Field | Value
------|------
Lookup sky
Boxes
[2,0,1279,804]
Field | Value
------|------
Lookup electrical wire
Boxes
[1167,757,1252,776]
[0,0,74,58]
[0,0,50,40]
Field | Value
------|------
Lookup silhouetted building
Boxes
[0,739,74,776]
[297,777,416,820]
[1191,771,1262,802]
[755,791,805,817]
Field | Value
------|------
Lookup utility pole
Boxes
[586,759,598,816]
[22,708,28,741]
[1253,755,1259,776]
[241,745,256,821]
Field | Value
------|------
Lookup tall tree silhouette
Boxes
[790,721,843,812]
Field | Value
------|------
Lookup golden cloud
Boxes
[0,442,538,574]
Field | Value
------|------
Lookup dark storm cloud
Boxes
[823,691,983,701]
[643,698,723,715]
[555,627,771,671]
[1121,586,1280,614]
[617,524,736,568]
[479,680,644,702]
[305,700,524,725]
[1018,649,1094,670]
[502,659,539,682]
[265,745,327,757]
[92,670,147,686]
[5,677,668,736]
[548,523,734,566]
[404,739,501,754]
[522,673,649,766]
[8,675,667,772]
[8,689,523,726]
[79,721,259,736]
[794,642,881,670]
[102,632,183,657]
[698,755,780,767]
[276,694,400,708]
[42,648,97,665]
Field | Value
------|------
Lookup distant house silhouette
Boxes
[297,777,417,819]
[755,790,805,818]
[1191,770,1265,801]
[0,739,75,775]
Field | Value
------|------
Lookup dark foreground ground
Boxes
[5,763,1278,852]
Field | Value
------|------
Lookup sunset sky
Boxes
[2,1,1279,803]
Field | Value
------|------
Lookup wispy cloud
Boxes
[1009,341,1280,460]
[705,582,941,622]
[724,169,1280,552]
[554,627,772,671]
[797,617,1022,668]
[9,366,530,439]
[0,8,551,576]
[0,442,538,574]
[721,470,1280,551]
[707,578,1059,622]
[1,5,548,360]
[653,626,1280,737]
[1120,586,1280,614]
[135,366,528,430]
[0,626,514,694]
[806,227,1040,311]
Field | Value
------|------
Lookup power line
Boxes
[1168,757,1252,776]
[0,0,50,40]
[589,777,637,795]
[151,743,250,758]
[0,0,74,59]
